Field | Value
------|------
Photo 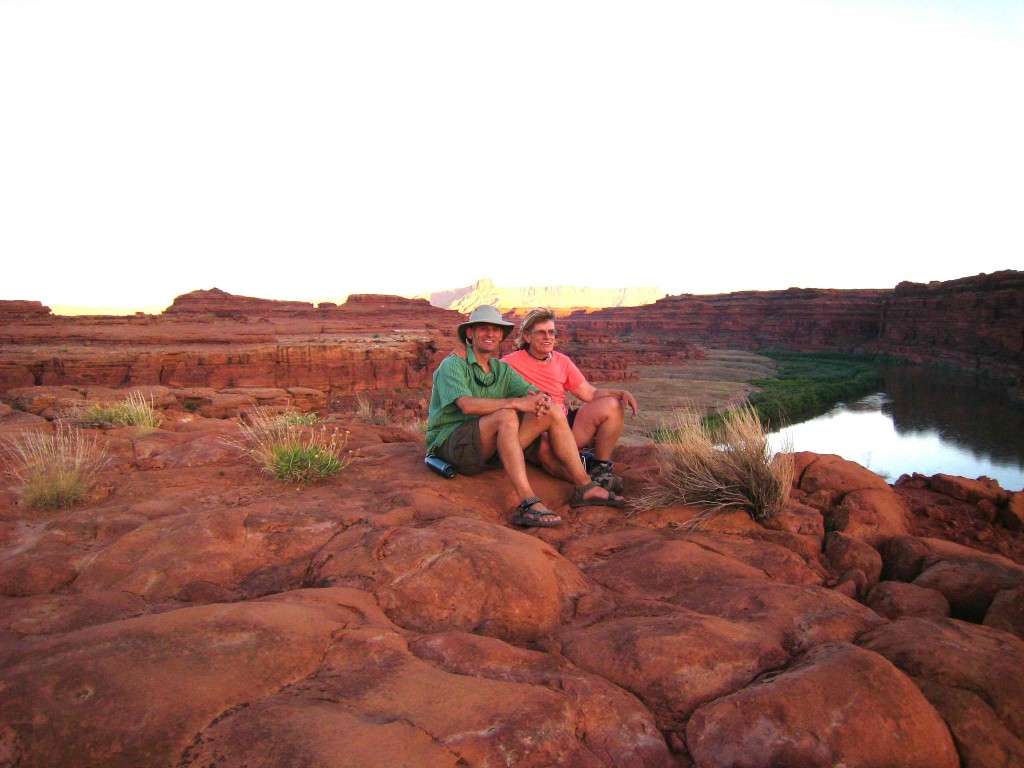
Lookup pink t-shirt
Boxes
[502,350,587,411]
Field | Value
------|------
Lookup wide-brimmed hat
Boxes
[457,305,515,344]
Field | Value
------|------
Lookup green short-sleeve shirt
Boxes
[426,345,536,452]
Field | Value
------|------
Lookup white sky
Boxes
[2,0,1022,311]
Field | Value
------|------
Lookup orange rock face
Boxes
[1,411,1023,765]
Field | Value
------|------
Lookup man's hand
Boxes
[619,390,639,418]
[517,390,552,418]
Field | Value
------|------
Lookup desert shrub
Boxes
[354,394,392,425]
[73,391,162,432]
[277,410,319,426]
[238,407,349,483]
[632,402,793,525]
[3,424,108,511]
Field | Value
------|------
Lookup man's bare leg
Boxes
[533,409,619,501]
[570,397,624,462]
[476,409,549,506]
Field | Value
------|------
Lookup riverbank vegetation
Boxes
[739,351,884,428]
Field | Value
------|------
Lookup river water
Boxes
[768,365,1024,492]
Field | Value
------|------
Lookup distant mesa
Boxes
[419,278,664,313]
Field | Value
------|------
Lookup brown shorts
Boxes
[433,416,542,475]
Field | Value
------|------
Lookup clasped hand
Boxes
[520,390,552,418]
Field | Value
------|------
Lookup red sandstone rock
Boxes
[795,452,891,496]
[0,590,363,767]
[560,610,789,730]
[1,412,1022,766]
[860,617,1024,765]
[864,580,951,620]
[686,643,958,768]
[929,473,1012,505]
[830,487,911,546]
[306,516,592,643]
[762,499,825,537]
[824,531,883,593]
[985,587,1024,640]
[880,270,1024,379]
[913,553,1024,621]
[880,534,933,581]
[180,622,676,768]
[407,631,676,767]
[1002,492,1024,531]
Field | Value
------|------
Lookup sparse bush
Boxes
[3,424,108,511]
[354,394,391,425]
[237,407,349,483]
[73,391,162,433]
[277,410,319,426]
[632,402,793,525]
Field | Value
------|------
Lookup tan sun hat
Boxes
[457,305,515,344]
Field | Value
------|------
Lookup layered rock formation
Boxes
[0,291,463,416]
[877,271,1024,379]
[558,286,890,353]
[2,397,1023,766]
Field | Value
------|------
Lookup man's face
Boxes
[466,323,505,354]
[524,319,556,357]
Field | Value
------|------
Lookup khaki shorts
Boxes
[433,416,542,475]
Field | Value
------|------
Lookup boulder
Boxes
[797,453,891,496]
[824,531,883,593]
[913,556,1024,621]
[829,487,910,546]
[985,587,1024,640]
[686,643,958,768]
[880,535,932,582]
[179,621,676,768]
[860,617,1024,763]
[0,589,366,768]
[865,581,950,621]
[307,516,592,643]
[559,610,789,730]
[928,473,1011,505]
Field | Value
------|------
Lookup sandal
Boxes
[511,497,564,527]
[570,481,626,508]
[589,460,623,493]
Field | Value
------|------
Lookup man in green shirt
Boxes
[427,305,625,528]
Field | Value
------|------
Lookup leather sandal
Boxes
[510,497,563,527]
[569,481,625,508]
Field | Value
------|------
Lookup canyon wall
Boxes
[876,271,1024,379]
[0,292,464,411]
[1,271,1021,407]
[557,287,889,353]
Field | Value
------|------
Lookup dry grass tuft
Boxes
[3,424,108,511]
[353,394,392,425]
[237,406,350,483]
[72,391,163,433]
[631,402,793,526]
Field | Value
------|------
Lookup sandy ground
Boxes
[611,349,776,444]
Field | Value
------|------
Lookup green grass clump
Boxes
[633,402,793,525]
[238,407,349,483]
[74,391,163,432]
[277,411,320,426]
[3,425,108,511]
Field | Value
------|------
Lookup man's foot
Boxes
[570,481,625,508]
[511,497,564,527]
[589,459,623,493]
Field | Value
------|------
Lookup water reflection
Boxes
[768,366,1024,492]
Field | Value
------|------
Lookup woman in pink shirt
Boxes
[503,308,638,491]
